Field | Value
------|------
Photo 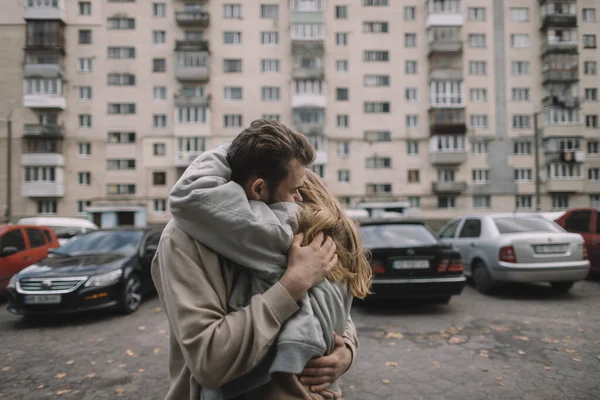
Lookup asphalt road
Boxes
[1,280,599,400]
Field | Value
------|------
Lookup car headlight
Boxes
[7,275,17,289]
[84,269,123,288]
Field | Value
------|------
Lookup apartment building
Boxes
[0,0,598,226]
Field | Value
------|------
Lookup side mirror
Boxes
[0,246,19,257]
[143,244,158,258]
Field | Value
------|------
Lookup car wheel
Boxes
[120,273,142,314]
[431,296,451,305]
[473,261,496,294]
[550,281,574,293]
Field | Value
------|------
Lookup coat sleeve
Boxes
[341,315,358,372]
[151,234,300,389]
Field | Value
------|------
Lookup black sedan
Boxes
[359,219,466,304]
[6,227,163,316]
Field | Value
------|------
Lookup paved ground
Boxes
[1,280,599,400]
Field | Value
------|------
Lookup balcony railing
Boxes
[21,182,65,198]
[175,151,203,167]
[429,151,468,165]
[23,124,64,138]
[428,40,463,54]
[294,121,324,136]
[432,181,467,193]
[429,109,467,135]
[292,41,324,56]
[175,40,209,52]
[542,69,578,83]
[175,11,209,26]
[541,40,578,55]
[26,33,65,51]
[25,5,65,21]
[174,93,209,107]
[541,14,577,29]
[542,95,580,108]
[292,66,324,79]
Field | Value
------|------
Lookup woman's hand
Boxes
[298,333,353,393]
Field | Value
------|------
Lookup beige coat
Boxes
[151,220,358,400]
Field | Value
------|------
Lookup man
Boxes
[152,120,357,399]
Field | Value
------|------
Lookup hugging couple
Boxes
[151,119,373,400]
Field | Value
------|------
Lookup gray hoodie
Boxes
[169,144,352,400]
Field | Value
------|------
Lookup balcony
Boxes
[175,40,209,52]
[25,5,65,21]
[291,10,324,24]
[426,2,464,28]
[541,40,578,55]
[544,150,585,164]
[23,124,64,139]
[542,69,578,83]
[22,182,64,198]
[174,93,209,107]
[292,93,326,108]
[175,11,209,27]
[175,151,203,167]
[26,34,65,53]
[293,66,324,79]
[429,151,468,165]
[21,153,64,167]
[294,121,324,136]
[175,51,210,81]
[432,181,467,193]
[24,94,66,109]
[428,40,463,54]
[292,41,324,56]
[24,62,63,78]
[542,95,580,108]
[314,150,328,165]
[546,179,584,193]
[541,14,577,29]
[429,109,467,135]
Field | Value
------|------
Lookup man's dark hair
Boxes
[227,119,315,190]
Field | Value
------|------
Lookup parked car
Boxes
[6,227,162,316]
[553,208,600,276]
[0,225,60,296]
[438,213,590,294]
[17,217,99,246]
[358,219,466,303]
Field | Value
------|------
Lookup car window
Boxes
[458,219,482,238]
[564,211,592,233]
[0,229,26,252]
[439,219,461,239]
[41,229,52,243]
[494,217,563,234]
[360,224,439,248]
[54,230,144,256]
[26,228,46,248]
[145,232,161,247]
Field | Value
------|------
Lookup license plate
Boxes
[534,244,568,254]
[393,260,430,270]
[24,295,61,305]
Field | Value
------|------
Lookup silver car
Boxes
[438,213,590,294]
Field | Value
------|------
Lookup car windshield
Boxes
[53,230,144,256]
[360,224,439,248]
[494,217,564,234]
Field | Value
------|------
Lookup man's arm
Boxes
[341,315,358,372]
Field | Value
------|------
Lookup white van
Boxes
[17,217,99,245]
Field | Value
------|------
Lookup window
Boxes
[512,88,530,101]
[511,34,530,48]
[335,5,347,19]
[153,199,167,214]
[472,140,488,155]
[291,0,324,11]
[404,33,416,48]
[24,78,60,95]
[459,218,483,237]
[583,9,596,22]
[336,88,349,101]
[78,58,92,73]
[584,62,597,75]
[78,172,91,186]
[336,141,350,157]
[404,6,416,20]
[261,32,278,45]
[470,115,488,129]
[405,61,417,74]
[365,131,391,142]
[364,0,388,6]
[547,163,583,180]
[468,7,486,21]
[470,88,487,102]
[513,115,532,129]
[261,87,280,101]
[153,3,166,17]
[584,35,597,49]
[153,58,166,72]
[438,169,455,182]
[223,4,242,18]
[589,168,600,181]
[405,88,417,102]
[224,86,243,100]
[564,211,592,233]
[79,114,92,128]
[439,219,461,239]
[406,115,418,128]
[408,196,420,208]
[543,108,581,125]
[36,200,57,215]
[514,141,532,155]
[514,168,533,181]
[108,103,136,115]
[363,22,388,33]
[107,184,136,195]
[307,136,325,152]
[107,17,135,29]
[336,33,348,46]
[151,30,165,45]
[366,184,392,195]
[511,61,530,75]
[107,73,135,86]
[407,140,419,155]
[79,86,92,100]
[261,4,278,19]
[108,132,136,144]
[107,47,135,59]
[79,2,91,15]
[588,141,599,155]
[153,172,166,186]
[336,60,348,72]
[337,114,349,128]
[224,114,243,128]
[311,164,325,179]
[438,196,456,209]
[407,169,420,183]
[338,169,350,183]
[585,88,598,102]
[586,115,599,128]
[224,31,242,44]
[184,30,204,41]
[364,51,389,62]
[515,195,533,210]
[262,114,280,121]
[153,86,167,101]
[153,143,166,156]
[261,59,279,72]
[435,135,466,152]
[153,114,167,128]
[472,169,489,183]
[338,197,351,207]
[591,195,600,208]
[224,59,243,73]
[23,167,56,183]
[469,61,487,75]
[107,159,136,170]
[510,7,529,22]
[366,156,392,169]
[177,106,208,124]
[364,102,390,113]
[364,74,390,87]
[78,29,92,44]
[468,34,486,48]
[431,81,463,105]
[77,142,91,157]
[552,195,570,210]
[77,201,91,215]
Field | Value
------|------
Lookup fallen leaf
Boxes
[97,339,104,343]
[573,358,581,362]
[159,329,167,335]
[86,373,96,379]
[137,326,146,331]
[92,351,98,355]
[449,336,467,344]
[116,387,126,396]
[491,325,509,332]
[479,350,489,358]
[154,307,162,313]
[382,379,390,384]
[496,377,504,381]
[90,361,96,365]
[481,368,488,372]
[55,373,67,379]
[433,361,441,368]
[138,369,145,373]
[153,348,161,355]
[56,389,72,395]
[125,349,138,358]
[350,385,355,390]
[543,337,561,344]
[385,332,404,340]
[518,350,526,355]
[107,359,114,364]
[514,336,530,341]
[389,342,396,346]
[37,384,44,390]
[119,364,127,368]
[565,349,577,354]
[385,362,398,367]
[545,366,552,371]
[66,360,74,365]
[1,367,10,372]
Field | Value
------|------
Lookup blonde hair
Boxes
[297,169,372,299]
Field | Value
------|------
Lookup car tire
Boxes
[431,296,451,305]
[119,273,142,314]
[550,281,574,293]
[473,261,496,295]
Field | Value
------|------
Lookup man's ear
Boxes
[248,178,267,201]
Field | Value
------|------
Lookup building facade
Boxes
[0,0,598,226]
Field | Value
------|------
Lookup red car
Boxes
[554,208,600,275]
[0,225,60,295]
